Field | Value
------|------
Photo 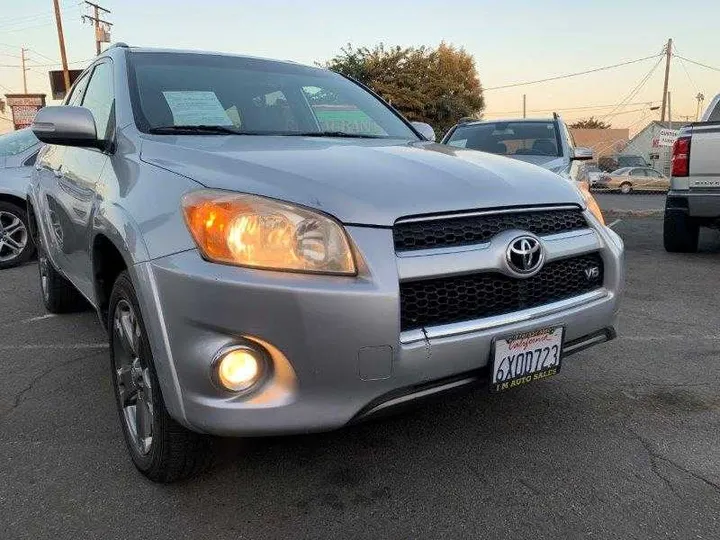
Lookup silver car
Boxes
[0,128,40,268]
[441,117,594,183]
[28,45,624,483]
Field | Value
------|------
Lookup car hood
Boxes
[506,154,569,173]
[139,136,584,226]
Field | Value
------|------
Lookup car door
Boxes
[629,168,649,190]
[36,72,91,271]
[55,60,114,299]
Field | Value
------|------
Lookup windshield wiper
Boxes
[147,125,246,135]
[289,131,388,139]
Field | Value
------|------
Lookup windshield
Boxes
[127,52,418,139]
[445,121,562,157]
[0,128,38,157]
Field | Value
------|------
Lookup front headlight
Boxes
[576,182,605,225]
[182,190,357,275]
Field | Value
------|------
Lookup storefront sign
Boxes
[4,94,46,130]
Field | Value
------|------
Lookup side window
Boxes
[708,101,720,122]
[23,152,38,166]
[81,62,114,140]
[66,74,90,106]
[561,122,576,150]
[630,169,645,177]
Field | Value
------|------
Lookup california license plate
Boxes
[491,326,564,392]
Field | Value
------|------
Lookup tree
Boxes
[324,43,485,134]
[569,116,611,129]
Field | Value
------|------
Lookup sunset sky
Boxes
[2,0,718,134]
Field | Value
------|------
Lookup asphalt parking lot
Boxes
[1,214,720,539]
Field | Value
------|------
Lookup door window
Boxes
[66,73,90,106]
[630,169,646,177]
[81,62,115,140]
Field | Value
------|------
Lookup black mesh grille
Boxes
[394,208,587,252]
[400,253,604,331]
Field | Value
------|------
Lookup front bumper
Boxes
[133,220,624,437]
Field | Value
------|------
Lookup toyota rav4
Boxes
[28,44,624,482]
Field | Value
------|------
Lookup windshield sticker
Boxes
[162,91,233,126]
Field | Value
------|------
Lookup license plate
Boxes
[490,326,564,392]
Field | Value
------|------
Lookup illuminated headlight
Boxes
[213,345,267,393]
[182,190,356,275]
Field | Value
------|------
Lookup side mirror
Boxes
[572,147,593,161]
[32,106,100,149]
[411,121,436,142]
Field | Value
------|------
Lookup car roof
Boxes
[110,45,312,71]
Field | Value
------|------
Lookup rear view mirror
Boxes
[32,106,100,149]
[411,121,436,142]
[572,147,594,161]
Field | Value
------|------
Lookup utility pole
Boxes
[695,93,705,121]
[667,91,672,128]
[52,0,71,92]
[522,94,526,118]
[660,38,672,122]
[82,2,112,56]
[20,48,27,93]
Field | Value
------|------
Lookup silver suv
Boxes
[442,116,594,183]
[28,45,624,482]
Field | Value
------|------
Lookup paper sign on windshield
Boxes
[162,91,233,126]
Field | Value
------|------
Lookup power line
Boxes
[25,58,94,67]
[483,54,662,91]
[485,100,658,117]
[676,57,699,94]
[0,3,80,31]
[27,48,60,64]
[599,56,664,122]
[674,54,720,73]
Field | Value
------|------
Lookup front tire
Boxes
[619,182,632,194]
[664,210,699,253]
[0,201,35,269]
[109,271,211,483]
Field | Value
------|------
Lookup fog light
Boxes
[215,346,265,393]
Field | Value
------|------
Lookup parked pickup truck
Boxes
[664,94,720,252]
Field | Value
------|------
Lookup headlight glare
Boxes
[577,182,605,225]
[182,190,356,274]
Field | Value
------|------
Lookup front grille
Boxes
[400,253,604,331]
[394,208,587,252]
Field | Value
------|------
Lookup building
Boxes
[621,121,685,176]
[569,128,629,159]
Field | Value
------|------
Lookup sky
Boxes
[1,0,719,134]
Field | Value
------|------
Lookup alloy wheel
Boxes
[112,299,154,455]
[0,210,28,264]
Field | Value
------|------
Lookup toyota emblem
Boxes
[506,235,544,277]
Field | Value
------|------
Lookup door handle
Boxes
[53,167,63,178]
